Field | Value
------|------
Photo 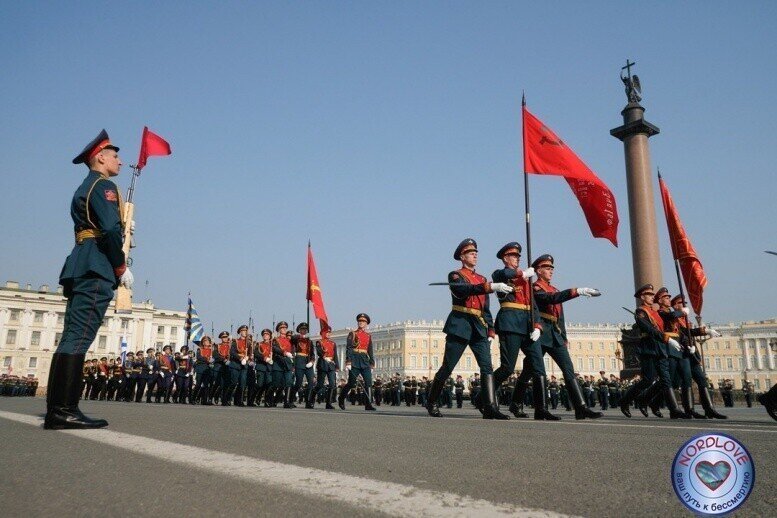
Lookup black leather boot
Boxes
[509,380,529,418]
[532,375,560,421]
[364,387,376,411]
[665,386,689,419]
[305,387,316,409]
[426,376,445,417]
[682,386,706,419]
[636,380,660,417]
[283,387,296,408]
[700,386,728,419]
[481,374,509,420]
[325,387,335,410]
[44,353,109,430]
[568,377,602,419]
[337,386,347,410]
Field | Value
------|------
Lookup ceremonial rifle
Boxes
[115,165,140,313]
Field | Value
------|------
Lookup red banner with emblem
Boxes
[658,175,708,315]
[137,126,171,170]
[306,245,329,332]
[523,105,619,246]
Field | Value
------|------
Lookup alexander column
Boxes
[610,60,662,295]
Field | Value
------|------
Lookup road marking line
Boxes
[0,410,572,518]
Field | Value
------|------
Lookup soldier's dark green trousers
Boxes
[494,332,538,386]
[57,274,114,355]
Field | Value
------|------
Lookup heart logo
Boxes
[695,461,731,491]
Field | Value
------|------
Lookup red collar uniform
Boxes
[531,279,578,348]
[272,336,293,371]
[346,329,373,369]
[292,335,315,369]
[443,267,495,342]
[316,338,339,372]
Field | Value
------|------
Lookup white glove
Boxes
[185,373,190,377]
[487,336,494,344]
[284,352,293,359]
[306,362,313,368]
[490,282,513,294]
[267,359,273,365]
[668,338,682,352]
[346,364,352,371]
[521,267,536,280]
[130,220,136,234]
[689,345,697,355]
[119,267,134,289]
[681,307,690,316]
[577,287,600,298]
[530,329,541,342]
[225,361,230,366]
[709,328,722,338]
[264,356,272,363]
[241,358,247,366]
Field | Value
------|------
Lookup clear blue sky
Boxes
[1,2,775,333]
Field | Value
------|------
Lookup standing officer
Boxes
[454,375,465,408]
[132,350,148,403]
[229,325,250,407]
[619,284,685,418]
[271,322,295,408]
[292,323,316,408]
[511,254,602,420]
[338,313,377,411]
[487,241,542,417]
[426,239,512,419]
[142,348,158,403]
[45,130,134,429]
[549,376,560,410]
[173,345,193,404]
[158,345,175,403]
[193,336,214,405]
[314,326,339,409]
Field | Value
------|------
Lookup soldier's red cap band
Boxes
[535,260,553,268]
[88,139,111,161]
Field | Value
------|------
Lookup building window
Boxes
[411,340,416,348]
[466,356,472,369]
[766,378,772,390]
[611,358,618,371]
[705,358,710,369]
[727,358,733,370]
[588,358,594,371]
[29,357,37,368]
[599,358,605,370]
[588,342,593,350]
[157,326,165,336]
[433,340,439,348]
[411,356,417,367]
[171,326,178,336]
[577,358,583,371]
[121,319,129,330]
[57,313,65,325]
[432,356,438,368]
[754,379,760,390]
[31,331,41,347]
[3,357,11,368]
[422,340,427,348]
[715,358,721,370]
[599,342,604,350]
[9,309,20,322]
[98,336,107,349]
[738,358,744,370]
[55,332,62,347]
[422,356,427,368]
[544,358,550,370]
[397,357,402,368]
[33,311,44,323]
[6,330,17,345]
[156,342,163,348]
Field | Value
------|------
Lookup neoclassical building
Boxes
[1,281,186,385]
[2,279,775,391]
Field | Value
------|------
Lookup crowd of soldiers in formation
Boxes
[76,344,746,416]
[0,374,39,397]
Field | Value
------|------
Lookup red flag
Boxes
[658,175,708,315]
[523,106,619,246]
[306,245,329,332]
[137,126,171,170]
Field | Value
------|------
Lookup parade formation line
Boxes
[0,410,573,518]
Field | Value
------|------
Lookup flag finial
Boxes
[522,91,526,107]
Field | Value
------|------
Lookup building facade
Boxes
[1,281,187,386]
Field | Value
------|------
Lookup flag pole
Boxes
[658,171,706,379]
[522,93,535,328]
[307,240,311,331]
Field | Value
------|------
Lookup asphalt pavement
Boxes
[1,398,774,517]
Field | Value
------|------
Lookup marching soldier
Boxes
[443,376,454,408]
[314,326,339,409]
[671,295,726,419]
[212,332,231,405]
[144,350,160,403]
[158,345,175,403]
[373,376,383,406]
[403,376,413,406]
[45,130,133,429]
[338,313,376,411]
[132,350,148,403]
[511,254,602,420]
[486,241,542,418]
[549,375,560,410]
[173,345,193,404]
[193,336,214,405]
[106,357,122,401]
[93,357,109,400]
[272,322,295,408]
[454,375,465,408]
[254,329,274,407]
[426,239,512,419]
[619,284,686,418]
[292,323,316,408]
[229,325,250,407]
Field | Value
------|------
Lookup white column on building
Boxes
[743,337,751,370]
[768,338,776,370]
[754,338,763,370]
